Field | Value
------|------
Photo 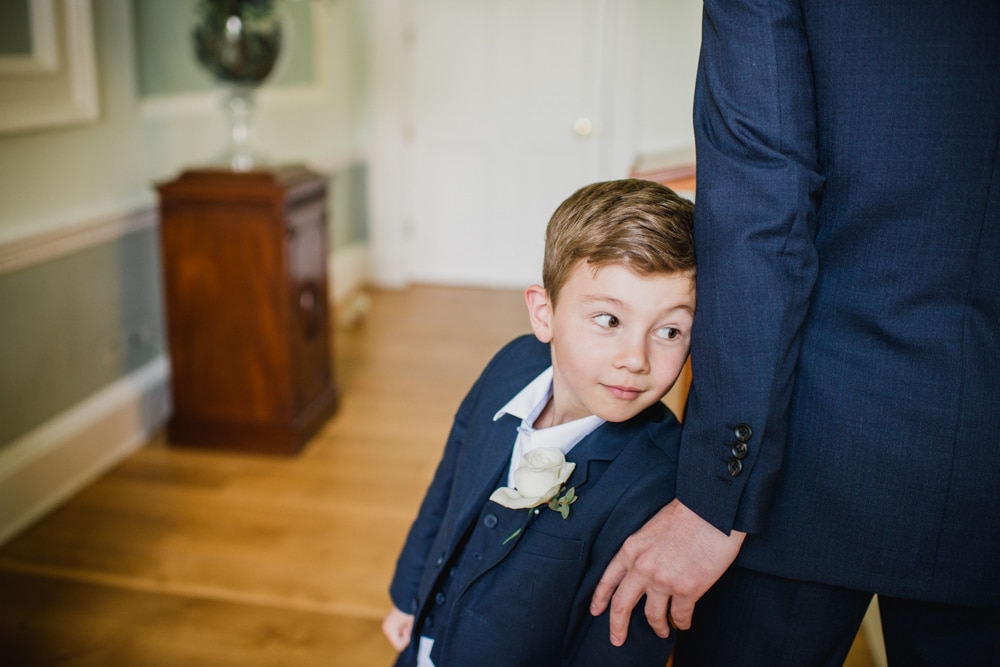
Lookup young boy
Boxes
[383,179,696,666]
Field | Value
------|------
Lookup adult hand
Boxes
[382,605,415,652]
[590,498,745,645]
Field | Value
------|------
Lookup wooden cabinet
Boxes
[157,166,339,454]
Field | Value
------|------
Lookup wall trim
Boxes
[329,241,369,305]
[0,356,170,547]
[0,206,158,277]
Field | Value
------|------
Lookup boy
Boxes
[383,179,695,666]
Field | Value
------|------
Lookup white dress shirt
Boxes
[493,366,605,487]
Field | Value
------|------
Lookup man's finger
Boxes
[606,576,647,647]
[643,592,672,639]
[667,594,696,630]
[590,552,630,616]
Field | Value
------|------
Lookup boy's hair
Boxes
[542,179,695,305]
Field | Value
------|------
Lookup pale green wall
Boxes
[0,0,368,241]
[0,0,369,448]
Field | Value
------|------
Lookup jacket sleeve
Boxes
[677,0,824,534]
[387,336,543,611]
[387,355,490,612]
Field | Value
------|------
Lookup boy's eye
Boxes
[656,326,680,340]
[594,314,620,328]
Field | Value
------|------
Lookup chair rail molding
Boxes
[0,206,158,277]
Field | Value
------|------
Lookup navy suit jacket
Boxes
[680,0,1000,605]
[389,335,680,666]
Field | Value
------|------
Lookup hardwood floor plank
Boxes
[0,570,395,667]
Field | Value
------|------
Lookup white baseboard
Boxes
[0,356,170,546]
[330,241,369,305]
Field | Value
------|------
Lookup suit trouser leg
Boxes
[877,595,1000,666]
[674,564,1000,667]
[672,565,871,667]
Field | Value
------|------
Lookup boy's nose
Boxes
[613,337,650,373]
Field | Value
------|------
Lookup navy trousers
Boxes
[673,566,1000,666]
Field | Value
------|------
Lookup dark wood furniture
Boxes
[157,166,339,454]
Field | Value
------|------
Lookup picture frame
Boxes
[0,0,99,134]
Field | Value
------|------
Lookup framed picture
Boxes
[0,0,99,134]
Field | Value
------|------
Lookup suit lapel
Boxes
[564,415,646,491]
[444,412,521,541]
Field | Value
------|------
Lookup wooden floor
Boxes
[0,285,878,666]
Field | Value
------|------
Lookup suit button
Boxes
[728,458,743,476]
[483,513,498,528]
[734,424,752,442]
[435,592,446,605]
[423,615,434,630]
[731,441,748,459]
[411,598,419,613]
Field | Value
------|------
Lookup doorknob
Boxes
[573,117,593,137]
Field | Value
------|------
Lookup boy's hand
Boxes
[382,605,415,652]
[589,499,745,645]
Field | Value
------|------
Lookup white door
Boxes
[402,0,621,288]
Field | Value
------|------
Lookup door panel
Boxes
[404,0,615,288]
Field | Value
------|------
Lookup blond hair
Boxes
[542,179,695,305]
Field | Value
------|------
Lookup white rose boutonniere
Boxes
[489,447,578,544]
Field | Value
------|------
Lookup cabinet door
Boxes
[285,194,332,412]
[161,201,290,423]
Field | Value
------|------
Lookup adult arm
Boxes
[592,0,823,643]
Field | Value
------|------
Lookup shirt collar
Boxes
[494,367,554,423]
[494,366,605,456]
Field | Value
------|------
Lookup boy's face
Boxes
[526,262,695,426]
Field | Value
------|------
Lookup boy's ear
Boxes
[524,284,553,343]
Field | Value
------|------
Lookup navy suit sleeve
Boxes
[388,336,547,612]
[387,355,490,611]
[678,0,823,533]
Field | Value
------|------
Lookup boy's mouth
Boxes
[603,384,643,400]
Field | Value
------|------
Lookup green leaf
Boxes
[502,527,523,545]
[560,504,570,519]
